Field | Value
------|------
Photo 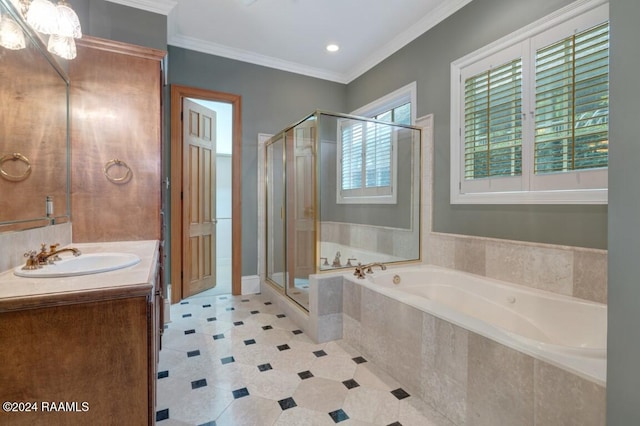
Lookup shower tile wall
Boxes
[321,221,418,259]
[426,232,607,304]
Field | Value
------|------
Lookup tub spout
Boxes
[332,251,342,267]
[353,262,386,279]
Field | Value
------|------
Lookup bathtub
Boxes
[346,264,607,385]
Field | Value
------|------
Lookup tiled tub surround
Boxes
[321,221,419,261]
[425,232,607,304]
[342,272,606,426]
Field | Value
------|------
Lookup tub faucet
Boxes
[332,251,341,267]
[353,262,387,279]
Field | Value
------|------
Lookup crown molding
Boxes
[168,33,349,84]
[105,0,177,15]
[344,0,474,82]
[110,0,472,83]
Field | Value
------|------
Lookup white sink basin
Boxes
[14,252,141,278]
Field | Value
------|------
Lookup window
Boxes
[338,82,416,204]
[338,119,397,203]
[451,0,608,204]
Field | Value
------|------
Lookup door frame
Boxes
[170,85,242,302]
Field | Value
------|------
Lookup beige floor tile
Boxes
[293,376,348,413]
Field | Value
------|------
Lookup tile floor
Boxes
[156,290,454,426]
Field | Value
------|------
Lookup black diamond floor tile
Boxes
[258,363,273,372]
[328,408,349,423]
[391,388,410,400]
[342,379,360,389]
[156,408,169,421]
[298,370,314,380]
[352,356,367,364]
[221,356,235,365]
[191,378,207,390]
[187,350,200,358]
[232,387,249,399]
[278,397,297,410]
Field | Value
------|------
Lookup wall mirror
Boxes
[0,0,70,232]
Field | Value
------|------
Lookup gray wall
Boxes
[69,0,167,50]
[168,47,347,275]
[607,0,640,423]
[346,0,607,250]
[318,116,417,230]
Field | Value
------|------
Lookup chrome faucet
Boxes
[353,262,387,279]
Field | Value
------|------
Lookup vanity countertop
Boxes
[0,240,159,312]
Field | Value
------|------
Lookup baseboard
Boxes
[241,275,261,295]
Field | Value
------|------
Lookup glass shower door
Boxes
[266,135,286,289]
[285,119,316,308]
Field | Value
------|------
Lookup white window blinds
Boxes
[464,59,523,180]
[340,121,393,196]
[534,22,609,174]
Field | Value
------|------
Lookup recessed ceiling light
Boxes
[326,44,339,53]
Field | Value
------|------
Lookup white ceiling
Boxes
[106,0,473,83]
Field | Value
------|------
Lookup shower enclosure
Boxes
[265,111,422,310]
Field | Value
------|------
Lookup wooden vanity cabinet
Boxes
[0,262,161,425]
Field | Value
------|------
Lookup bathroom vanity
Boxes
[0,240,161,425]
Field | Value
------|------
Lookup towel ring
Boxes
[0,153,32,182]
[104,159,133,184]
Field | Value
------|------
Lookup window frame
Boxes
[336,82,417,204]
[450,0,608,204]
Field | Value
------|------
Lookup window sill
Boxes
[450,189,607,205]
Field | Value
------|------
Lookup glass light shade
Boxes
[9,0,23,14]
[26,0,58,35]
[0,14,26,50]
[47,34,76,59]
[56,1,81,38]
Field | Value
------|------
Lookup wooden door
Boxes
[183,99,217,298]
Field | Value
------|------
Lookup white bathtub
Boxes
[346,264,607,385]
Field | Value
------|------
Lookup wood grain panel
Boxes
[69,37,165,242]
[0,41,68,229]
[0,297,149,425]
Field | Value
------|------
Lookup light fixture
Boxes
[55,0,81,38]
[26,0,58,34]
[0,13,26,50]
[1,0,83,59]
[326,44,339,52]
[47,33,75,59]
